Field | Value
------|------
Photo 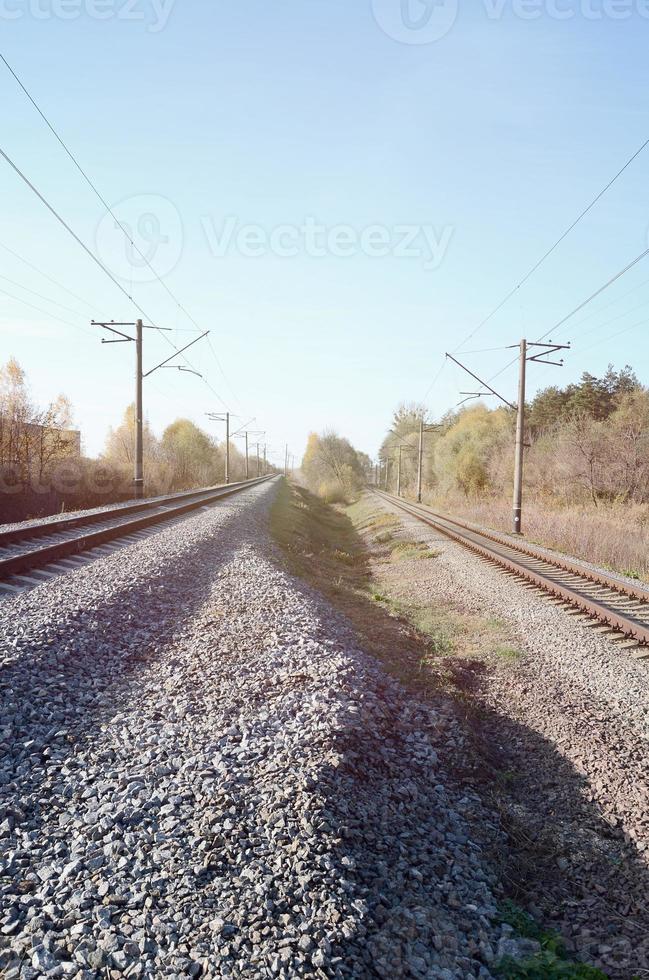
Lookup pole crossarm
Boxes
[143,330,210,378]
[161,365,203,378]
[445,352,516,410]
[525,341,571,366]
[92,321,136,342]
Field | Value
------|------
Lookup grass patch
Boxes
[495,902,608,979]
[374,531,394,544]
[389,540,439,562]
[495,644,523,662]
[270,482,523,704]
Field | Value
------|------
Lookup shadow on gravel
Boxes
[314,653,649,980]
[0,508,260,833]
[466,688,649,979]
[271,484,649,979]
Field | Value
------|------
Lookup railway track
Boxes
[0,476,272,596]
[372,489,649,655]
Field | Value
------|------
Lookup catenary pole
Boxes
[397,446,402,498]
[245,431,249,480]
[95,320,205,500]
[225,412,230,485]
[417,419,424,504]
[134,319,144,499]
[512,339,527,534]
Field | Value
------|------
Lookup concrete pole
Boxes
[512,338,527,534]
[397,446,402,498]
[245,431,249,480]
[225,412,230,485]
[263,445,267,475]
[134,319,144,499]
[417,419,424,503]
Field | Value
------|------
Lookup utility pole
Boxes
[417,419,441,503]
[256,444,260,476]
[232,424,262,482]
[206,412,230,484]
[446,342,569,535]
[264,445,267,475]
[94,320,207,499]
[284,444,289,478]
[397,445,402,497]
[225,413,229,484]
[134,319,144,498]
[512,339,527,535]
[384,458,390,491]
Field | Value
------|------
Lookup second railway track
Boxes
[372,488,649,655]
[0,476,272,596]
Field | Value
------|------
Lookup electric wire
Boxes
[0,240,101,313]
[1,51,239,402]
[0,285,95,339]
[535,245,649,343]
[0,144,228,407]
[0,272,94,320]
[454,135,649,354]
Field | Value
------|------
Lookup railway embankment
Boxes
[1,478,647,978]
[277,484,648,979]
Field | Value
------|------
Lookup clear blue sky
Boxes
[2,0,648,463]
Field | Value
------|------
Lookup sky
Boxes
[2,0,649,466]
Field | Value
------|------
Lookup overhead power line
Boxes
[0,240,100,313]
[423,134,649,403]
[0,143,228,407]
[2,59,199,326]
[454,134,649,353]
[1,51,238,404]
[0,272,93,320]
[536,244,649,343]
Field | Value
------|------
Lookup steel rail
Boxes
[0,476,272,583]
[380,493,649,605]
[373,489,649,647]
[0,478,266,548]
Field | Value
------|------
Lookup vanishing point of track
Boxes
[0,476,272,595]
[373,488,649,655]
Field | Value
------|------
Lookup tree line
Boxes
[300,431,372,502]
[0,358,264,522]
[381,365,649,507]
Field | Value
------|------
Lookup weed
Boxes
[333,549,355,565]
[374,531,393,544]
[494,644,523,662]
[495,902,607,979]
[390,541,438,562]
[496,952,608,979]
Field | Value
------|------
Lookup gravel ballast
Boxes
[373,491,649,978]
[0,480,520,979]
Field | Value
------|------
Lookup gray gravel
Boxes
[0,480,518,978]
[374,492,649,978]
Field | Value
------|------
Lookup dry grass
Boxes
[270,485,522,701]
[422,493,649,582]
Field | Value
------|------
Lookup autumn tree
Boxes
[0,358,76,488]
[301,431,368,502]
